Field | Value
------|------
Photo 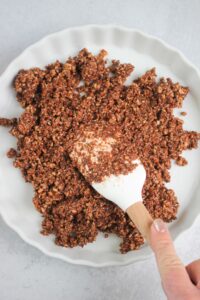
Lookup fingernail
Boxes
[153,219,167,233]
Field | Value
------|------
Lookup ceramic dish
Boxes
[0,25,200,267]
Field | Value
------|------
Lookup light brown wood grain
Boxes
[126,202,153,244]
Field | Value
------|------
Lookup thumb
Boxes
[150,219,192,296]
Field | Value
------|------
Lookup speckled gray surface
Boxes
[0,0,200,299]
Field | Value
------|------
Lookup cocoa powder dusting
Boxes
[0,48,199,253]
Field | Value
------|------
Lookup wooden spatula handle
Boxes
[126,202,153,244]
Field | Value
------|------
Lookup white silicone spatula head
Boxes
[92,159,146,211]
[70,127,153,242]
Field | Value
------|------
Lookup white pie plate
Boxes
[0,25,200,267]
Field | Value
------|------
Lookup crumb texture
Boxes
[70,122,138,183]
[1,49,199,253]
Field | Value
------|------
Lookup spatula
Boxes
[92,160,153,243]
[70,129,153,243]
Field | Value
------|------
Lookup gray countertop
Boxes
[0,1,200,299]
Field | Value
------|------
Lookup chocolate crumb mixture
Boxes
[0,117,17,127]
[69,122,138,183]
[180,111,187,116]
[7,148,17,158]
[0,49,199,253]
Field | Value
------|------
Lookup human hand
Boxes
[150,219,200,300]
